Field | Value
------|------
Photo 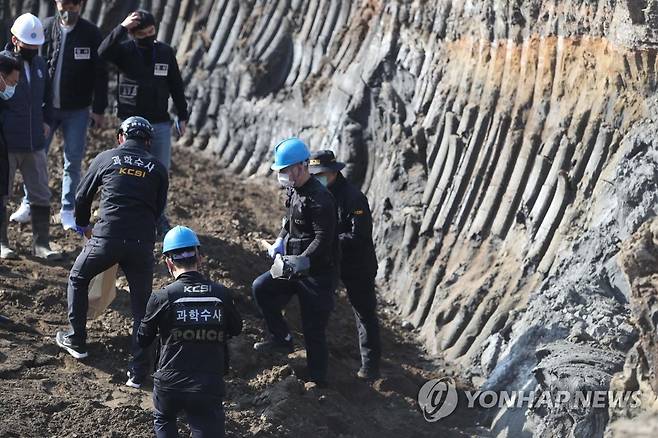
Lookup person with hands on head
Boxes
[98,9,188,236]
[309,150,382,379]
[15,0,109,232]
[55,117,168,392]
[1,14,60,260]
[252,138,339,388]
[137,225,242,438]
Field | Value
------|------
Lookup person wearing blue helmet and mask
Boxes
[252,137,339,388]
[137,225,242,438]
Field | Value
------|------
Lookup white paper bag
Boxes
[88,264,118,319]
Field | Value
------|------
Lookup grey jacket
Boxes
[0,49,53,153]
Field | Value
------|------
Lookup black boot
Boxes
[31,206,62,260]
[0,202,18,260]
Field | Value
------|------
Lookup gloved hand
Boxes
[268,237,285,258]
[75,225,92,239]
[270,254,310,279]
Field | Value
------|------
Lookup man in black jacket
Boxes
[138,225,242,438]
[0,51,20,261]
[309,150,382,379]
[252,138,338,387]
[98,9,188,235]
[14,0,108,231]
[55,117,168,387]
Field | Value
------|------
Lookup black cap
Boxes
[134,9,156,31]
[308,150,345,174]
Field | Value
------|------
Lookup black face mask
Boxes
[59,10,80,26]
[17,47,38,62]
[135,35,156,48]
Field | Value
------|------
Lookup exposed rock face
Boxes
[2,0,658,436]
[606,215,658,436]
[488,119,657,437]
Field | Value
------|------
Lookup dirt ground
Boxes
[0,127,483,437]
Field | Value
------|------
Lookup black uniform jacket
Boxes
[41,16,108,114]
[98,25,188,123]
[74,138,168,242]
[137,271,243,396]
[278,176,338,276]
[329,173,378,279]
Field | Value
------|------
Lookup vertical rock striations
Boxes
[2,1,658,435]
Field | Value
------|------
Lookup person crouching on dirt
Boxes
[55,117,168,389]
[309,150,382,379]
[252,138,339,388]
[137,225,243,438]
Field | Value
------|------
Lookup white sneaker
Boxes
[9,203,31,223]
[0,244,18,260]
[125,371,144,389]
[60,209,76,231]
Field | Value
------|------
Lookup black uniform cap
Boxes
[308,150,346,174]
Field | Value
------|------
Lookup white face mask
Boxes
[0,83,16,100]
[316,175,328,187]
[0,75,15,100]
[277,172,293,187]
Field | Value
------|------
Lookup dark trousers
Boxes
[67,236,154,376]
[252,271,335,383]
[343,274,381,371]
[153,387,225,438]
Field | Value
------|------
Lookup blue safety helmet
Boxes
[271,138,310,171]
[162,225,201,255]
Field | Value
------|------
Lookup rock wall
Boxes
[606,214,658,437]
[2,1,658,436]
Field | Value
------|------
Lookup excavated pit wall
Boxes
[3,0,658,436]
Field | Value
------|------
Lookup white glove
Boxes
[270,255,310,279]
[268,237,285,258]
